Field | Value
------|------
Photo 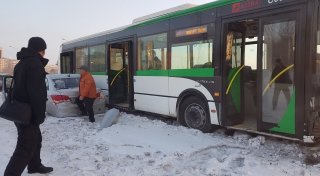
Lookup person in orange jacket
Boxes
[76,65,97,122]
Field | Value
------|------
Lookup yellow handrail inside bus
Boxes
[262,64,294,95]
[110,67,126,86]
[226,65,245,95]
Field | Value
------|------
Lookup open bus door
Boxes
[223,22,248,127]
[107,40,134,109]
[222,9,305,139]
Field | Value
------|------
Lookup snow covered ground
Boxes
[0,113,319,176]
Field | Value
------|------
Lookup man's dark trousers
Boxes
[4,123,42,176]
[76,97,95,122]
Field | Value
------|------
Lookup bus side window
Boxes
[171,40,213,69]
[75,47,89,74]
[138,33,168,71]
[89,45,106,73]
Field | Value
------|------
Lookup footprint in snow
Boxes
[229,157,245,168]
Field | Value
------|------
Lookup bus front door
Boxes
[222,11,303,138]
[108,42,132,108]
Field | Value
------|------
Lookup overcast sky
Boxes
[0,0,213,64]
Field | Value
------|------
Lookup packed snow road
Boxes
[0,113,319,176]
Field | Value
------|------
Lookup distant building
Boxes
[0,59,10,73]
[0,58,19,75]
[0,48,59,75]
[0,48,18,75]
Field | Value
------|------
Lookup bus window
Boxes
[60,53,73,74]
[76,47,89,73]
[110,48,124,71]
[89,45,106,73]
[138,33,167,70]
[171,44,188,69]
[245,37,258,70]
[171,40,213,69]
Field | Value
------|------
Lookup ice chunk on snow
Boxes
[248,136,266,148]
[99,108,120,130]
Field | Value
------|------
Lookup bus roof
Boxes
[130,0,241,28]
[62,25,130,46]
[62,0,241,46]
[132,4,197,24]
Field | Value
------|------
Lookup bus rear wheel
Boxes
[179,96,213,133]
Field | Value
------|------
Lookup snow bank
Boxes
[0,113,319,176]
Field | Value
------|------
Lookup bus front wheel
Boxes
[179,96,213,133]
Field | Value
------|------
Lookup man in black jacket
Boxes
[4,37,53,176]
[271,58,292,110]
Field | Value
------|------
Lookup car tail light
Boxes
[51,95,71,104]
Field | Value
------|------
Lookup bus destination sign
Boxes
[230,0,291,14]
[232,0,262,13]
[176,25,208,37]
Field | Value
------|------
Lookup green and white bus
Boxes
[60,0,320,143]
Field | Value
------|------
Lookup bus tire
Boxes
[180,96,213,133]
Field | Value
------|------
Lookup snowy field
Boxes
[0,113,319,176]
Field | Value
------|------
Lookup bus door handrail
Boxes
[226,65,245,95]
[262,64,294,95]
[110,67,126,86]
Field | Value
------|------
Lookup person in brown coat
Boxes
[76,65,97,122]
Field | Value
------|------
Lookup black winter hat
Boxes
[28,37,47,52]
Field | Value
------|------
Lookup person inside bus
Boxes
[148,50,162,70]
[76,65,97,123]
[271,58,292,110]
